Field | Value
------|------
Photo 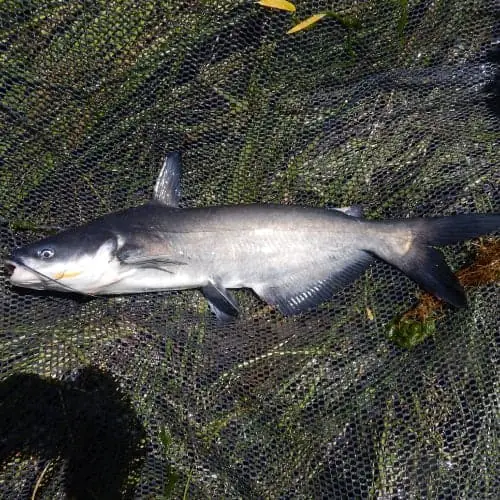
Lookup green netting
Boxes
[1,1,499,498]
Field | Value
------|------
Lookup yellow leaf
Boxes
[257,0,296,13]
[287,13,327,34]
[366,307,375,321]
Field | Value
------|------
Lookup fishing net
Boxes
[1,1,499,498]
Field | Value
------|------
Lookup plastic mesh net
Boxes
[1,1,499,498]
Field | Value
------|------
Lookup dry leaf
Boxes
[257,0,296,13]
[287,13,327,34]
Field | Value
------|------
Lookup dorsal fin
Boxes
[153,152,182,207]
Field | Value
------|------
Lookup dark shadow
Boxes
[485,45,500,118]
[0,366,146,499]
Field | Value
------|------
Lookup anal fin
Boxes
[252,251,373,316]
[201,281,239,321]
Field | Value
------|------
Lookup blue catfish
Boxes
[5,153,499,320]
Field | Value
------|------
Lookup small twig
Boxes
[32,460,53,500]
[182,466,193,500]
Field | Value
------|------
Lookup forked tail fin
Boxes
[370,214,500,307]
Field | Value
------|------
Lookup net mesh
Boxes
[1,1,499,498]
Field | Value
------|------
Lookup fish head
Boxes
[5,227,121,294]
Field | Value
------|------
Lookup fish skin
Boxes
[8,202,374,293]
[5,152,500,318]
[6,202,500,316]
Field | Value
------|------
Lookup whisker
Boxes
[11,261,98,298]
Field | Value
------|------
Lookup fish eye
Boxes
[37,248,55,260]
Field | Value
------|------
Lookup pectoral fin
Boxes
[117,244,186,271]
[153,152,182,207]
[201,282,239,321]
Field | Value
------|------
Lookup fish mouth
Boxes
[4,259,16,278]
[5,257,92,295]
